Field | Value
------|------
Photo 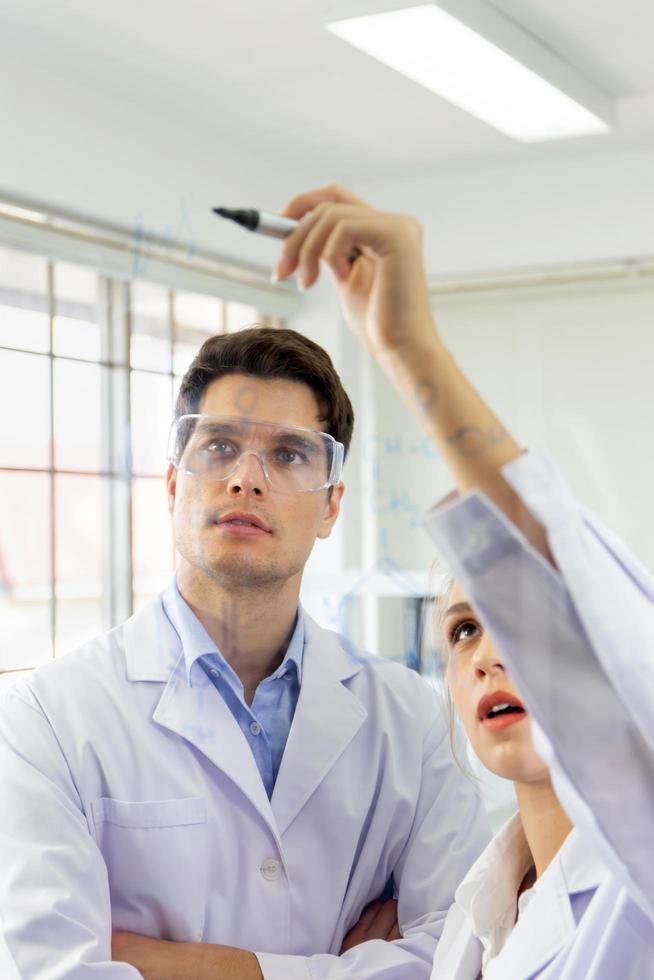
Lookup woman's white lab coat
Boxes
[425,450,654,978]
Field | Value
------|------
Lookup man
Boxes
[0,205,489,979]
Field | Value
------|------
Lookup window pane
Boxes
[53,262,102,360]
[0,471,52,669]
[131,370,172,475]
[173,375,184,410]
[0,349,50,468]
[173,341,200,378]
[55,474,104,656]
[0,245,49,353]
[173,291,222,375]
[225,301,260,333]
[130,282,171,371]
[54,359,103,471]
[132,477,174,609]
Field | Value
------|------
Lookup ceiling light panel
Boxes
[326,3,613,142]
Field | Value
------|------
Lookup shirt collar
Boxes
[455,811,533,953]
[455,812,594,972]
[161,577,305,687]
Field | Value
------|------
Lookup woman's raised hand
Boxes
[273,184,439,363]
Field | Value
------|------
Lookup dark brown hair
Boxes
[175,326,354,456]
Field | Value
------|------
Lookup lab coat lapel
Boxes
[485,831,606,979]
[123,598,277,840]
[485,863,575,979]
[271,615,367,837]
[429,907,483,979]
[153,660,276,835]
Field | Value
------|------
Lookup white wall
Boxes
[340,273,654,658]
[4,54,654,279]
[0,53,314,270]
[356,145,654,275]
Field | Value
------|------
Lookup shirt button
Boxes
[260,859,281,881]
[250,721,262,736]
[209,668,219,678]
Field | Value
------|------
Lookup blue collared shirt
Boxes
[162,579,304,799]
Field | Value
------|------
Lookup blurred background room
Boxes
[1,0,653,825]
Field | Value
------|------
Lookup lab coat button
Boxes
[260,858,281,881]
[250,721,262,736]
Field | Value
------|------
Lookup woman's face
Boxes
[442,581,548,784]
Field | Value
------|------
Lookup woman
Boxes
[274,186,654,977]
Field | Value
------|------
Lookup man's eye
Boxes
[274,447,305,465]
[206,440,235,455]
[448,620,481,646]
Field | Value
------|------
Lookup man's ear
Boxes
[317,482,344,539]
[166,463,177,516]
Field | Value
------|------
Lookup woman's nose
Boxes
[471,637,505,677]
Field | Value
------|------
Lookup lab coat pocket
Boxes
[90,796,208,941]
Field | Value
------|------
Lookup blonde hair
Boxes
[430,561,479,781]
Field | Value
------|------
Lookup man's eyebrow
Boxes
[273,432,320,452]
[443,601,474,618]
[195,421,240,435]
[192,422,320,452]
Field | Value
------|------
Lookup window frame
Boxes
[0,199,295,676]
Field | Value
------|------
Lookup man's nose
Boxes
[225,452,268,497]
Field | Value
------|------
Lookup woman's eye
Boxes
[449,620,481,646]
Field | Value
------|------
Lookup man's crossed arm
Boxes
[112,900,400,980]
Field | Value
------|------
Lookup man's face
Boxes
[167,373,344,595]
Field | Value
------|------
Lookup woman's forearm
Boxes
[379,336,553,563]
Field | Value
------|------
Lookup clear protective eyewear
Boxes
[168,414,344,493]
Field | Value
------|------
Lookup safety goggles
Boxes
[167,414,344,493]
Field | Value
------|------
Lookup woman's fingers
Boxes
[274,202,420,286]
[280,184,368,221]
[295,205,367,286]
[273,208,322,281]
[273,186,373,283]
[322,212,422,282]
[273,202,362,284]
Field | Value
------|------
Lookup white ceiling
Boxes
[2,0,654,181]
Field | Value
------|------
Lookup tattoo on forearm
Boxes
[446,424,509,457]
[413,379,438,418]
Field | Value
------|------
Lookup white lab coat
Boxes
[0,602,489,979]
[425,450,654,979]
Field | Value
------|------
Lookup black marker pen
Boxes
[213,207,300,241]
[213,206,362,265]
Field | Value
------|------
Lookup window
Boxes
[0,239,272,676]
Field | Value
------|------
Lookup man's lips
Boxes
[213,511,272,536]
[477,690,527,731]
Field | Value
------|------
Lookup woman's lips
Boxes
[477,690,527,732]
[480,710,527,732]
